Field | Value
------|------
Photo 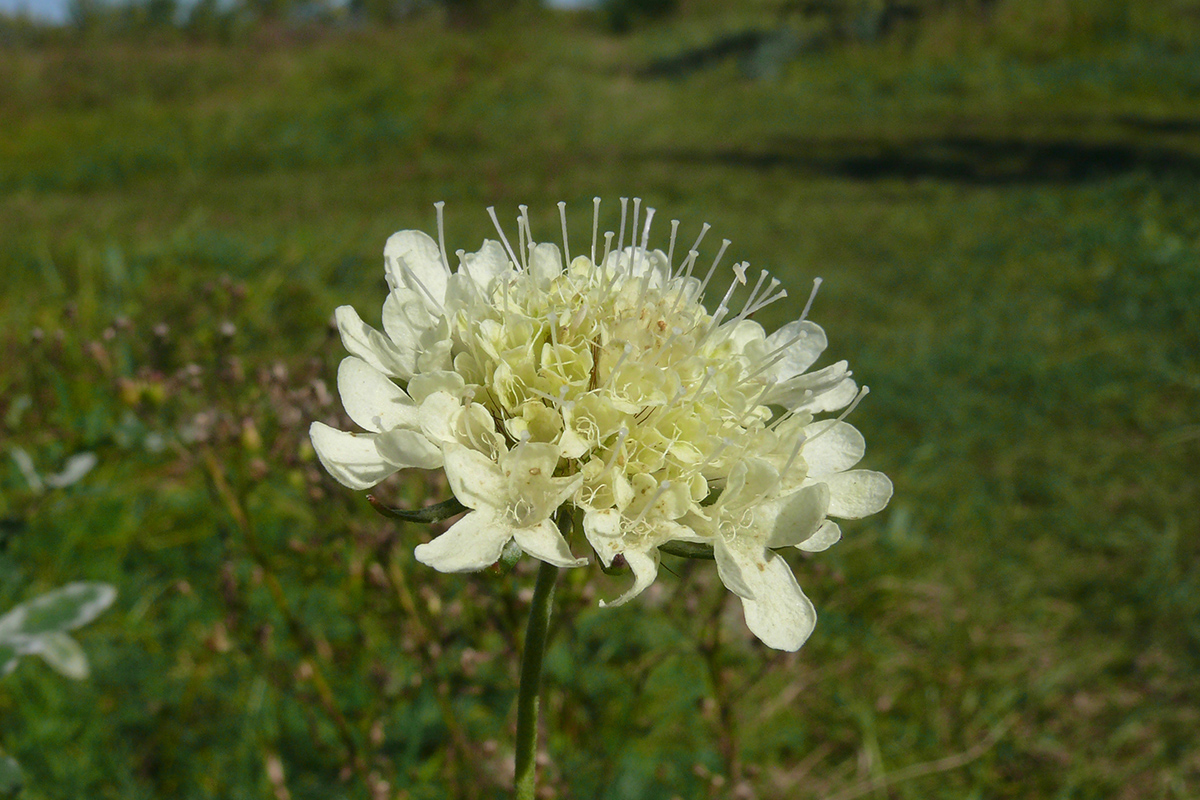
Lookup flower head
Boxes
[312,199,891,650]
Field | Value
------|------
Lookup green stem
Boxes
[514,559,559,800]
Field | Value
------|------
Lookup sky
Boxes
[1,0,70,22]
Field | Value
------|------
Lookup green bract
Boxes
[312,200,892,650]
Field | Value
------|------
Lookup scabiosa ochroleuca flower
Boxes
[311,199,891,650]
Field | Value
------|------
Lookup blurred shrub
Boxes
[602,0,677,33]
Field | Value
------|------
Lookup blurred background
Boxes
[1,0,1198,798]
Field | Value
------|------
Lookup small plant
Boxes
[0,583,117,797]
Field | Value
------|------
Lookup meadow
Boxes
[1,1,1198,797]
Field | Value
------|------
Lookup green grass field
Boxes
[2,2,1199,797]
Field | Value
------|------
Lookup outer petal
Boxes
[824,470,893,519]
[763,320,827,381]
[802,420,866,478]
[766,483,831,548]
[599,547,660,608]
[334,306,409,379]
[309,422,398,490]
[460,240,512,291]
[714,538,757,601]
[529,242,563,287]
[582,509,623,566]
[414,510,511,573]
[443,446,507,512]
[513,519,588,568]
[374,429,443,470]
[736,549,817,651]
[769,361,854,410]
[380,290,451,378]
[408,371,466,404]
[797,520,841,553]
[418,391,461,447]
[338,357,419,433]
[384,230,448,310]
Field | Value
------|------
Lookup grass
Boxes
[1,1,1199,797]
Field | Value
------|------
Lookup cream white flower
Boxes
[312,199,892,650]
[415,443,585,572]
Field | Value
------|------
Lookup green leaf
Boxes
[35,632,90,680]
[0,752,22,796]
[365,495,467,523]
[0,583,117,639]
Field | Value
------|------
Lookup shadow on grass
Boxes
[648,127,1200,184]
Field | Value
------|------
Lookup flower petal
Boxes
[459,240,511,291]
[443,445,507,512]
[599,547,659,607]
[529,242,563,287]
[384,230,447,311]
[334,305,409,379]
[381,290,453,377]
[797,520,841,553]
[582,509,622,565]
[414,510,511,573]
[502,442,580,523]
[418,391,460,447]
[736,550,817,651]
[802,420,866,477]
[764,320,827,380]
[766,483,830,548]
[769,360,855,411]
[337,357,419,433]
[513,519,588,568]
[714,538,757,601]
[374,428,443,470]
[309,422,398,490]
[824,470,893,519]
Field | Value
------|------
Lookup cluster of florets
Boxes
[311,200,891,650]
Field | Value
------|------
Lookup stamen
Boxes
[806,386,870,444]
[666,219,680,273]
[598,343,634,390]
[486,206,520,268]
[434,201,451,276]
[696,239,732,299]
[631,480,672,526]
[629,198,641,276]
[601,231,615,272]
[602,427,629,472]
[401,260,444,314]
[591,197,601,264]
[692,436,733,476]
[801,277,823,321]
[518,205,532,271]
[745,281,786,317]
[558,201,571,264]
[682,223,711,279]
[733,270,771,324]
[779,432,807,483]
[616,197,628,255]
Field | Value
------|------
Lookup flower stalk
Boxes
[513,536,562,798]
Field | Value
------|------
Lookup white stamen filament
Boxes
[591,197,601,264]
[801,277,823,321]
[558,201,571,264]
[434,201,451,276]
[631,480,672,526]
[487,206,520,268]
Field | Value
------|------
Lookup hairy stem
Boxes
[514,559,559,799]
